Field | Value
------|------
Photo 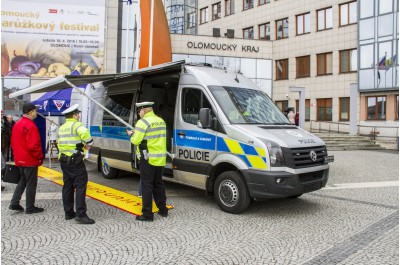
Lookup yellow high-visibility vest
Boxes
[58,118,93,158]
[131,111,167,166]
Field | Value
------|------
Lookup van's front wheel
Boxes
[101,158,119,179]
[214,171,250,214]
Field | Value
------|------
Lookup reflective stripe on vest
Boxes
[130,111,167,166]
[58,119,92,158]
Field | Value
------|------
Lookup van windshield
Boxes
[210,86,290,125]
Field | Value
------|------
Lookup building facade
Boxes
[2,0,398,136]
[161,0,399,134]
[358,0,398,128]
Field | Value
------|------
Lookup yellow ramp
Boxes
[38,166,173,216]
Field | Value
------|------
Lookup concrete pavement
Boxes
[1,150,398,264]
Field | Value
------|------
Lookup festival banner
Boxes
[1,0,105,78]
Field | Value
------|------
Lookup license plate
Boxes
[325,155,334,163]
[304,182,321,193]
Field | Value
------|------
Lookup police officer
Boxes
[58,104,95,224]
[127,101,168,222]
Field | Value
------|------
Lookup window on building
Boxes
[367,96,386,120]
[244,0,254,10]
[259,0,270,5]
[275,100,288,113]
[169,17,184,34]
[187,12,196,29]
[380,0,393,14]
[317,7,333,31]
[2,78,31,114]
[276,59,288,80]
[317,53,333,75]
[296,13,310,35]
[117,1,136,73]
[296,56,310,78]
[340,49,357,73]
[295,99,311,121]
[225,0,235,16]
[276,18,289,39]
[317,98,332,121]
[212,2,221,20]
[339,97,350,121]
[259,23,271,40]
[200,7,208,24]
[397,95,399,120]
[340,1,357,26]
[243,27,254,39]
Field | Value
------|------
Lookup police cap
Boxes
[62,104,81,115]
[136,101,154,110]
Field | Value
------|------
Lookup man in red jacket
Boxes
[9,102,44,214]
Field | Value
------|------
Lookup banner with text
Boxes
[1,0,105,78]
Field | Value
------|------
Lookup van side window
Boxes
[102,93,134,126]
[182,88,213,125]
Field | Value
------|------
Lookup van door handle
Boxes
[178,131,186,136]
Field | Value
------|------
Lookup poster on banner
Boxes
[1,0,105,78]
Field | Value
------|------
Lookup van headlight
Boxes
[261,140,285,167]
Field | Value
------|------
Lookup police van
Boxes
[10,60,333,214]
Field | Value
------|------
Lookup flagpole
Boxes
[377,60,380,88]
[148,0,154,67]
[125,2,131,72]
[48,112,51,168]
[133,14,137,70]
[385,52,387,88]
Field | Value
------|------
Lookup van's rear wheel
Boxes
[101,158,119,179]
[214,171,250,214]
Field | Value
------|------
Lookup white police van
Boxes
[10,60,333,213]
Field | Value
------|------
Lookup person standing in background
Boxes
[1,152,5,191]
[287,108,295,124]
[1,110,6,156]
[1,111,6,191]
[5,115,15,161]
[9,103,44,214]
[295,112,299,126]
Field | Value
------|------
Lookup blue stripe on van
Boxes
[174,130,216,150]
[238,154,252,167]
[90,126,130,140]
[240,143,258,155]
[216,137,230,152]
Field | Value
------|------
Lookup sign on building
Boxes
[1,0,106,78]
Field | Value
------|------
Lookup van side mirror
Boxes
[199,108,212,129]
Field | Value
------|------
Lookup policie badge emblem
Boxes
[310,150,317,161]
[285,130,303,137]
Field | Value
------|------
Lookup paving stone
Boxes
[1,150,398,264]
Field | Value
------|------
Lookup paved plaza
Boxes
[1,150,399,264]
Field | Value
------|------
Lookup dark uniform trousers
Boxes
[140,159,167,218]
[11,166,38,211]
[60,159,88,217]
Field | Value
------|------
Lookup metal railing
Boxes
[310,120,399,140]
[310,120,350,134]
